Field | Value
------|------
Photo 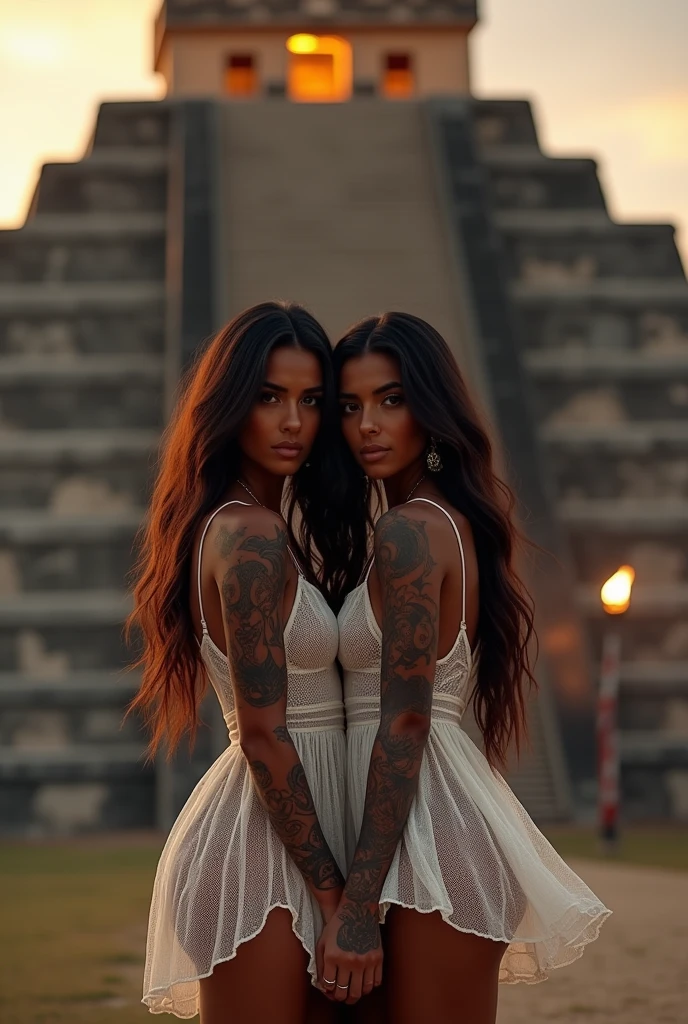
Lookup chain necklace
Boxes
[238,478,263,506]
[405,474,426,502]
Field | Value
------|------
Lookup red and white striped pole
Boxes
[597,631,621,848]
[597,566,634,852]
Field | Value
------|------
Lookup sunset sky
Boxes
[0,0,686,265]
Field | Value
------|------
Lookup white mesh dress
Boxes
[143,502,347,1017]
[339,497,610,985]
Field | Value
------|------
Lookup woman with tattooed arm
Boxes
[129,303,349,1023]
[319,313,610,1023]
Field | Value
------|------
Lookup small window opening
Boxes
[383,53,414,99]
[225,54,258,97]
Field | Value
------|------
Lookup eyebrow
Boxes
[339,381,403,399]
[263,381,324,394]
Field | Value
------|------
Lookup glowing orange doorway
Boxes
[287,34,352,103]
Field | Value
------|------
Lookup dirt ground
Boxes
[497,858,688,1023]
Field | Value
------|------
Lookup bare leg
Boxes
[199,908,311,1024]
[385,908,507,1024]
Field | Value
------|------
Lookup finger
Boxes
[322,955,338,998]
[374,958,383,988]
[346,967,364,1005]
[334,969,351,1003]
[361,964,376,998]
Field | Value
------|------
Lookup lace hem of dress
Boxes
[377,895,611,985]
[142,901,319,1018]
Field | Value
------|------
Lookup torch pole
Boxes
[597,629,622,851]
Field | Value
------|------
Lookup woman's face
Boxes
[339,351,427,480]
[239,345,323,476]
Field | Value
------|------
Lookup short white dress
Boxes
[339,497,610,985]
[143,501,347,1017]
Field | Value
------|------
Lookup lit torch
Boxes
[598,565,634,850]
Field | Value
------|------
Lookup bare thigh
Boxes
[199,908,311,1024]
[384,908,507,1024]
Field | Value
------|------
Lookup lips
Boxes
[272,442,303,460]
[360,444,388,454]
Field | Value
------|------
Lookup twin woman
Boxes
[130,302,610,1023]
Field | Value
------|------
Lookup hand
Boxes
[316,898,383,1005]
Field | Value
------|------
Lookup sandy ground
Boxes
[497,858,688,1023]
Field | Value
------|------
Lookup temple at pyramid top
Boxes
[155,0,478,99]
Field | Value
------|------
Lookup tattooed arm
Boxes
[317,508,442,1002]
[214,507,344,915]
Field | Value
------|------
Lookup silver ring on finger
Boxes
[323,978,336,986]
[336,983,349,990]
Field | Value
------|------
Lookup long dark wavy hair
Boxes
[332,312,537,768]
[127,301,347,756]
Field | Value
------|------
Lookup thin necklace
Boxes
[405,474,426,502]
[238,478,262,506]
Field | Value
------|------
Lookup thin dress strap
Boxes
[407,497,467,628]
[197,500,304,639]
[197,501,251,637]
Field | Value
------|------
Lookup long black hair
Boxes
[333,311,537,767]
[128,301,347,755]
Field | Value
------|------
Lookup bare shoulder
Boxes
[373,501,468,577]
[210,504,288,567]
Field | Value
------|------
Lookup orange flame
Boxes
[600,565,635,615]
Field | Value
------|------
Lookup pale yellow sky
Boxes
[0,0,686,266]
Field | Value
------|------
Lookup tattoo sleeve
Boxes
[218,520,344,896]
[336,511,438,953]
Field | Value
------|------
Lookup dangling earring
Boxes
[304,461,311,468]
[426,437,443,472]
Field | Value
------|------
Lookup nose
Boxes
[359,403,380,437]
[281,399,302,434]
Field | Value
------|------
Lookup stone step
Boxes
[0,356,164,430]
[0,280,165,314]
[473,99,539,149]
[91,100,170,150]
[0,748,154,837]
[620,662,688,693]
[541,420,688,446]
[31,158,167,216]
[526,349,688,377]
[620,732,688,767]
[584,613,688,667]
[18,211,166,238]
[1,700,142,750]
[0,428,157,511]
[512,277,688,304]
[0,510,143,592]
[0,590,131,673]
[504,222,683,283]
[567,528,688,586]
[0,670,139,705]
[520,302,688,357]
[0,306,164,358]
[558,498,688,529]
[485,158,606,213]
[535,378,688,429]
[0,353,162,383]
[548,445,688,503]
[0,229,164,284]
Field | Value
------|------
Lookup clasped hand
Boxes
[316,898,383,1005]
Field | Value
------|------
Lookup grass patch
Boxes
[0,826,686,1023]
[543,825,688,873]
[0,837,162,1024]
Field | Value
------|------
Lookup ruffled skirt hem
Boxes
[378,894,612,985]
[142,900,319,1017]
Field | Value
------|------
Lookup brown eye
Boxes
[383,393,404,407]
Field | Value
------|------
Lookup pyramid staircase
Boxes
[474,100,688,818]
[0,102,171,834]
